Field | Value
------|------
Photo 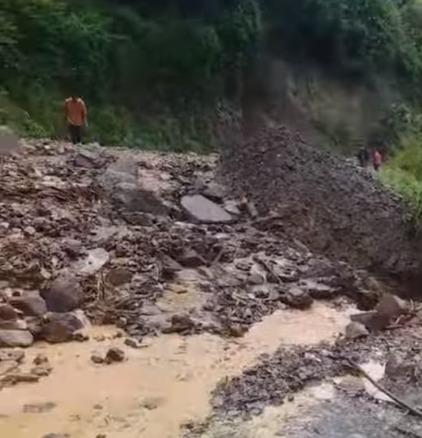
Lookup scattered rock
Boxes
[375,293,409,321]
[162,314,197,334]
[0,329,33,348]
[345,322,369,340]
[10,292,47,317]
[202,182,226,202]
[0,304,18,321]
[0,319,28,331]
[72,330,90,342]
[124,338,141,349]
[91,353,105,365]
[181,195,233,224]
[178,249,206,268]
[2,372,39,385]
[31,365,53,377]
[105,347,125,364]
[33,353,49,366]
[42,274,82,313]
[140,396,165,410]
[106,268,133,287]
[23,401,56,413]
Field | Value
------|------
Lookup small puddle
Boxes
[0,302,351,438]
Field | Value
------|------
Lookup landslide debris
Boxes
[0,135,411,353]
[221,126,422,286]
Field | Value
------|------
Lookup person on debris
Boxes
[373,149,383,172]
[64,95,88,144]
[357,147,370,167]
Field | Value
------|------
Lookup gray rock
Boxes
[283,286,313,309]
[0,319,28,331]
[0,329,33,348]
[376,294,409,321]
[0,304,18,321]
[72,249,109,277]
[181,195,233,224]
[178,249,206,268]
[345,322,369,340]
[124,338,141,349]
[41,311,88,344]
[42,274,83,313]
[10,292,47,317]
[106,268,133,287]
[202,182,226,202]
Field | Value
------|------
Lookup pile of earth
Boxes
[221,126,422,290]
[0,137,391,346]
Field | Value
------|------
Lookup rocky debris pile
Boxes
[0,136,400,346]
[221,126,422,286]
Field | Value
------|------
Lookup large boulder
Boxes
[100,158,169,216]
[181,195,233,224]
[0,330,33,348]
[0,304,18,321]
[10,292,47,317]
[41,311,89,344]
[42,274,83,313]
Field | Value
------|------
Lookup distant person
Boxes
[64,95,88,144]
[357,147,370,167]
[373,149,382,172]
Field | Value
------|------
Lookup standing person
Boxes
[357,147,370,167]
[373,149,382,172]
[64,95,88,144]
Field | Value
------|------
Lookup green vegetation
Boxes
[2,0,422,150]
[381,135,422,223]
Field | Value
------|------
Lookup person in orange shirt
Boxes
[64,95,88,144]
[373,149,383,172]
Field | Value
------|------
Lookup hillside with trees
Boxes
[2,0,422,154]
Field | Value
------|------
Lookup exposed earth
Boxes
[0,130,421,437]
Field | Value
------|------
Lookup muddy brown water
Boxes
[0,302,351,438]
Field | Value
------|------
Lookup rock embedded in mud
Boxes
[91,353,105,365]
[31,364,53,377]
[72,248,110,277]
[140,396,165,410]
[345,322,369,340]
[33,353,49,366]
[105,347,125,364]
[42,434,70,438]
[0,329,33,348]
[10,292,47,318]
[42,274,82,313]
[162,314,197,334]
[124,338,141,349]
[181,195,233,224]
[41,311,88,344]
[23,401,56,413]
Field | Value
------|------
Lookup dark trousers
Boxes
[68,124,83,144]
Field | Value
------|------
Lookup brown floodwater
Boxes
[0,302,351,438]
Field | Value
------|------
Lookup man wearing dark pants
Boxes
[64,95,88,144]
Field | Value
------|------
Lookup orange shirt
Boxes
[374,151,382,166]
[64,97,87,126]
